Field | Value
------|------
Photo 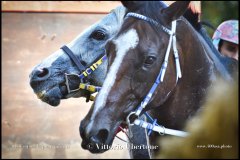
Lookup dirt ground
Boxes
[2,12,129,159]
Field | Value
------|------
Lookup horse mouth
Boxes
[36,90,47,99]
[35,85,64,106]
[35,81,92,106]
[115,123,128,135]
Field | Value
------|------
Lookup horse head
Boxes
[79,1,201,153]
[29,6,126,106]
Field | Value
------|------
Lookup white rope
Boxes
[134,119,189,137]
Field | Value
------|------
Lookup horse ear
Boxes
[121,1,142,11]
[161,1,191,24]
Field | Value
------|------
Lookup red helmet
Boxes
[212,20,238,49]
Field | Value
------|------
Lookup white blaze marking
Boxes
[86,29,139,133]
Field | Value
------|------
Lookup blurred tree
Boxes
[201,1,238,37]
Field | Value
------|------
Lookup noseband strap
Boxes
[61,45,86,72]
[61,45,106,97]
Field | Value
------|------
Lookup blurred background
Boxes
[1,1,238,159]
[201,1,238,36]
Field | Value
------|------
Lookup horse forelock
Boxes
[111,6,127,25]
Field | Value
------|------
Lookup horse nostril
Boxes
[36,68,49,78]
[90,129,109,144]
[29,67,51,88]
[98,129,109,143]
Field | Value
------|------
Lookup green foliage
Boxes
[201,1,239,37]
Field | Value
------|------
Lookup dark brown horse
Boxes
[80,1,237,156]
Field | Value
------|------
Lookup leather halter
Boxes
[61,45,106,99]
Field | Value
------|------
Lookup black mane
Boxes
[183,8,201,30]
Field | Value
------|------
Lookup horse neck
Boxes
[147,20,218,129]
[198,27,234,81]
[156,20,215,109]
[178,18,216,86]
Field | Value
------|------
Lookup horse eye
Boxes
[90,30,106,40]
[145,56,156,65]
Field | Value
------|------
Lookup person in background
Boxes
[212,20,238,61]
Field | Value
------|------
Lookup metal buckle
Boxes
[126,111,139,138]
[126,111,139,126]
[65,73,81,94]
